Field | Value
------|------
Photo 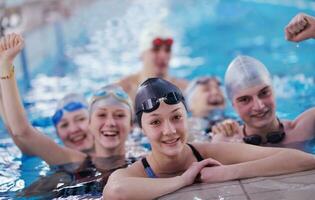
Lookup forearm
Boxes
[104,175,186,200]
[0,63,31,136]
[232,149,315,179]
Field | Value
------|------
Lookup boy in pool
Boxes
[103,78,315,200]
[117,23,188,102]
[211,55,315,146]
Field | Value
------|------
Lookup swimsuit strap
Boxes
[187,143,204,162]
[141,158,157,178]
[141,144,204,178]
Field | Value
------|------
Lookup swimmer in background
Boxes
[185,76,235,141]
[117,23,188,103]
[103,77,315,200]
[211,55,315,146]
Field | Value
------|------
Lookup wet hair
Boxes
[135,78,187,127]
[225,55,272,100]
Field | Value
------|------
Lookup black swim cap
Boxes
[135,78,187,127]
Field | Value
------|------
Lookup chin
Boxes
[162,141,185,157]
[101,140,120,150]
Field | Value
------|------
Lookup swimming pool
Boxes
[0,0,314,199]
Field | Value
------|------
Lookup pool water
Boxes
[0,0,314,199]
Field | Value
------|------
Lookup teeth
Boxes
[101,131,118,137]
[70,134,85,142]
[164,138,178,144]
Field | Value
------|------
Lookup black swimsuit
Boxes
[141,143,204,178]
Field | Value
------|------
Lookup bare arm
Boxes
[200,142,315,182]
[103,159,218,200]
[0,33,85,165]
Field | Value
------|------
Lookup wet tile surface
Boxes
[160,169,315,200]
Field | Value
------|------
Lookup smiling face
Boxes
[232,84,276,129]
[141,102,188,157]
[56,109,94,152]
[89,104,132,152]
[189,78,225,117]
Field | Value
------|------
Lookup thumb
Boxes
[201,158,222,167]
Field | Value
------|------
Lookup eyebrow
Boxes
[260,86,270,92]
[236,86,271,100]
[147,107,182,117]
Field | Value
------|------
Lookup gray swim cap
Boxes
[89,84,133,119]
[225,55,272,100]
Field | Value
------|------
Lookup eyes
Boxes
[152,46,171,53]
[236,87,272,105]
[58,116,87,129]
[149,113,183,127]
[96,111,127,120]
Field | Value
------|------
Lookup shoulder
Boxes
[170,77,189,91]
[282,108,315,141]
[117,74,140,91]
[110,159,146,178]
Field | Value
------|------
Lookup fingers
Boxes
[212,119,239,137]
[201,157,222,167]
[285,13,315,42]
[0,33,23,51]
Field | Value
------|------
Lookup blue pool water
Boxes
[0,0,315,199]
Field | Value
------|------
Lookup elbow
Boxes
[10,121,32,137]
[103,183,128,200]
[302,154,315,170]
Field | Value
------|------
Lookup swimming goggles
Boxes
[242,118,286,145]
[152,38,173,52]
[52,102,87,126]
[138,92,184,114]
[90,87,132,109]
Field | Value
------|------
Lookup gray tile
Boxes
[159,181,246,200]
[241,170,315,194]
[160,193,248,200]
[158,169,315,200]
[240,169,315,184]
[247,188,315,200]
[241,179,314,194]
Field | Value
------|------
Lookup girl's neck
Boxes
[148,145,190,177]
[94,143,125,158]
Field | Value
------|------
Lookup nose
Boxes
[252,96,265,110]
[105,115,116,127]
[157,47,170,59]
[162,120,176,136]
[209,86,221,96]
[69,122,80,133]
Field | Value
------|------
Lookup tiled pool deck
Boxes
[159,169,315,200]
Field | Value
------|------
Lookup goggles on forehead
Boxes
[138,92,184,114]
[152,38,173,52]
[152,38,173,46]
[52,102,87,126]
[90,87,132,109]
